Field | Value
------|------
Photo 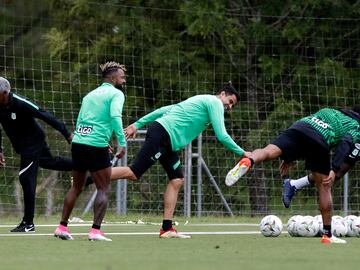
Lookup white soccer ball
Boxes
[332,218,348,237]
[344,215,358,237]
[332,215,343,221]
[260,215,283,237]
[287,215,302,237]
[313,215,324,236]
[296,216,319,237]
[352,217,360,237]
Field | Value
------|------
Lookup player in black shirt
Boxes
[0,77,73,232]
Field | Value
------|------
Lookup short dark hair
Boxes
[100,61,126,78]
[216,83,240,101]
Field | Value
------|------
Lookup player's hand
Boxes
[243,151,252,158]
[115,147,126,158]
[323,170,336,186]
[279,160,294,177]
[124,124,137,139]
[0,152,5,166]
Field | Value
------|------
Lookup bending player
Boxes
[226,107,360,244]
[109,83,249,238]
[282,137,360,208]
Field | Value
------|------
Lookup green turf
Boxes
[0,217,359,270]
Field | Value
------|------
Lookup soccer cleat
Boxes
[54,226,74,240]
[88,229,112,241]
[282,179,297,208]
[321,235,346,244]
[159,227,191,239]
[225,158,252,186]
[10,221,35,233]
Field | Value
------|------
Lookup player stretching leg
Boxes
[109,83,249,238]
[227,107,360,243]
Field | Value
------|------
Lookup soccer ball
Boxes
[260,215,283,237]
[352,217,360,237]
[332,215,343,221]
[344,215,358,237]
[332,218,348,237]
[287,215,302,237]
[296,216,319,237]
[313,215,324,236]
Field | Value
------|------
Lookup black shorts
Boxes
[71,143,111,172]
[271,128,330,174]
[130,122,184,180]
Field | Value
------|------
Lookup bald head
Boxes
[0,77,11,106]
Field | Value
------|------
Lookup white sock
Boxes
[290,175,310,190]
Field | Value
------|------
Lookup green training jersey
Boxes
[73,82,126,147]
[298,108,360,148]
[134,95,244,156]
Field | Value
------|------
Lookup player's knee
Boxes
[170,178,184,188]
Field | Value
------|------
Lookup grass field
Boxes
[0,215,359,270]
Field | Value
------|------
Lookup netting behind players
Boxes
[1,1,360,218]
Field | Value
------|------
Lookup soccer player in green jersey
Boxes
[226,107,360,244]
[281,107,360,208]
[54,61,127,241]
[110,83,249,238]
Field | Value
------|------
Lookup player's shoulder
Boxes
[12,93,39,110]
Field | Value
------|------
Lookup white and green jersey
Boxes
[134,95,244,156]
[73,82,126,147]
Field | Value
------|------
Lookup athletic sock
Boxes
[290,175,310,190]
[323,225,332,237]
[162,220,172,231]
[92,224,101,230]
[60,221,68,227]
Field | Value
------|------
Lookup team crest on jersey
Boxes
[11,112,16,120]
[351,143,360,157]
[77,125,93,136]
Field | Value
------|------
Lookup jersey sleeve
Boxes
[20,99,71,142]
[110,92,126,147]
[332,129,360,177]
[208,99,244,156]
[134,105,174,129]
[331,134,353,174]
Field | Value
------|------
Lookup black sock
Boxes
[323,225,332,237]
[162,220,172,231]
[92,224,101,230]
[60,221,68,227]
